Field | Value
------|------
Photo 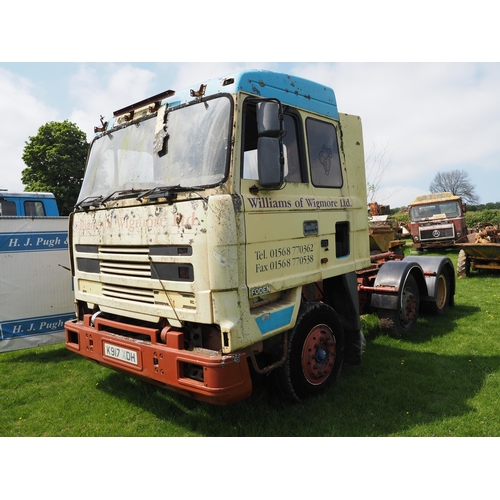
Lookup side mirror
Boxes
[256,101,283,189]
[256,101,281,137]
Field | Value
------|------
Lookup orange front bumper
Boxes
[65,314,253,405]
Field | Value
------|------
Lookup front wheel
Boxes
[378,274,420,338]
[275,302,344,402]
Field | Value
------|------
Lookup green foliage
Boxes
[391,212,410,225]
[22,121,88,215]
[465,209,500,228]
[468,202,500,212]
[1,247,500,437]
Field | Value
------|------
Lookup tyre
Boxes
[457,249,470,277]
[275,302,344,403]
[378,274,420,338]
[428,267,451,315]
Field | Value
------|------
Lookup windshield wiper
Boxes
[77,195,104,209]
[77,190,145,210]
[78,186,205,210]
[136,185,205,204]
[102,189,145,203]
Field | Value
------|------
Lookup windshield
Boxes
[78,96,232,203]
[410,200,461,222]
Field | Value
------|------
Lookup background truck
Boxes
[408,192,468,251]
[0,191,74,352]
[0,191,60,217]
[64,70,454,405]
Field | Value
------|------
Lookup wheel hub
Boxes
[315,348,327,362]
[302,324,336,385]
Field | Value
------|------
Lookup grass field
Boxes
[1,247,499,438]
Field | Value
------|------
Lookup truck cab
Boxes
[0,192,60,217]
[408,192,467,250]
[64,70,373,404]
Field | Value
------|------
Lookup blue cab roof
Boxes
[165,70,339,120]
[0,192,55,199]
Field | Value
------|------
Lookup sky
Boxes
[2,60,499,209]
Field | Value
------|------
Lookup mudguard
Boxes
[370,260,427,311]
[402,255,455,306]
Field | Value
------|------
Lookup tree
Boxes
[365,142,392,202]
[22,120,88,215]
[429,169,480,205]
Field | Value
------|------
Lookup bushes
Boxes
[392,213,410,225]
[465,209,500,228]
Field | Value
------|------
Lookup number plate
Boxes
[103,343,138,365]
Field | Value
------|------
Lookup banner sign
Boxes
[0,217,74,352]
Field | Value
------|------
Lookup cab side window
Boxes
[0,199,16,216]
[24,201,46,217]
[306,118,343,188]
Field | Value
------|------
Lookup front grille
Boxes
[420,226,455,241]
[75,244,198,311]
[75,245,193,281]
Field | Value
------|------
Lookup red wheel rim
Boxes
[301,324,336,385]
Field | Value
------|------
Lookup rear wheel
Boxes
[275,302,344,402]
[457,249,470,277]
[428,267,451,315]
[378,274,420,338]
